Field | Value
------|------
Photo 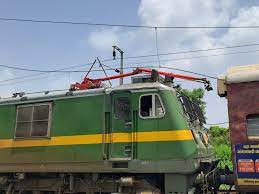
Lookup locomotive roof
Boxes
[0,82,173,105]
[224,64,259,83]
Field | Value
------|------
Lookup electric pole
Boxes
[112,45,124,85]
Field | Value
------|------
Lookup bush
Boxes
[209,126,232,169]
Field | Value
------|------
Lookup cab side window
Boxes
[140,94,165,118]
[15,103,52,138]
[247,114,259,140]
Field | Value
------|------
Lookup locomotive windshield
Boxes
[178,93,206,124]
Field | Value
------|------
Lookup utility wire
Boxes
[0,42,258,83]
[160,66,218,80]
[122,48,259,66]
[0,45,258,86]
[0,58,114,83]
[1,48,259,74]
[0,46,257,86]
[0,65,155,87]
[124,42,259,60]
[2,17,259,29]
[205,121,230,125]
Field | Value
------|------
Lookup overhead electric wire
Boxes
[123,42,259,60]
[0,65,155,87]
[205,121,230,125]
[0,59,116,73]
[1,47,259,75]
[0,45,256,86]
[1,17,259,29]
[159,66,218,80]
[0,58,115,83]
[0,65,154,73]
[0,47,257,85]
[121,48,259,66]
[0,42,258,84]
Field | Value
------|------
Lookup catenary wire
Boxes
[0,42,258,83]
[1,48,259,74]
[159,66,218,79]
[123,42,259,60]
[121,49,259,66]
[0,65,156,87]
[2,17,259,29]
[0,58,115,83]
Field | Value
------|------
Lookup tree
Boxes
[209,126,232,169]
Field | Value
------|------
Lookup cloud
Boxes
[87,28,138,53]
[88,28,120,51]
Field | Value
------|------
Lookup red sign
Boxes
[238,159,255,173]
[255,159,259,173]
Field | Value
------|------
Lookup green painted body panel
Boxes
[0,84,211,173]
[52,95,104,136]
[0,105,16,139]
[137,141,196,160]
[0,145,103,163]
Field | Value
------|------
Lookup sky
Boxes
[0,0,259,126]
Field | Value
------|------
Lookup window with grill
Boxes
[247,114,259,140]
[114,97,131,121]
[140,94,165,118]
[15,103,52,138]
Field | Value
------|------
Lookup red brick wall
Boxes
[227,81,259,191]
[227,81,259,145]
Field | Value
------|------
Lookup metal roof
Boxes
[0,82,173,105]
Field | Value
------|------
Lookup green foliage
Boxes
[180,88,206,113]
[209,126,232,169]
[214,144,232,169]
[209,126,230,146]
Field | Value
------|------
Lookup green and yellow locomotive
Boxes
[0,68,216,193]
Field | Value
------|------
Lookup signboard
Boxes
[235,143,259,185]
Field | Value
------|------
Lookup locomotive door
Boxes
[110,91,133,160]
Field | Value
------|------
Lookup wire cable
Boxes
[121,48,259,67]
[123,42,259,60]
[0,65,155,87]
[160,66,218,80]
[1,48,259,74]
[0,58,115,83]
[0,42,258,83]
[2,17,259,29]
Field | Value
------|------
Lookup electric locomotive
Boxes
[0,68,217,193]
